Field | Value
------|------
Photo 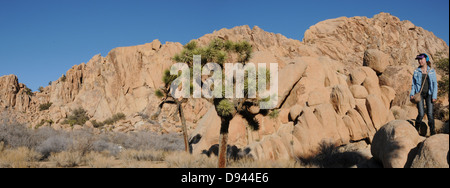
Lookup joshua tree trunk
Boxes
[152,97,189,153]
[176,99,189,153]
[218,116,231,168]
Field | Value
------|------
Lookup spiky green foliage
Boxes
[155,89,164,98]
[184,40,198,51]
[216,99,235,117]
[162,69,179,87]
[172,37,256,168]
[233,41,253,63]
[224,40,234,52]
[173,38,253,66]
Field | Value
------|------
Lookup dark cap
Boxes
[415,53,428,60]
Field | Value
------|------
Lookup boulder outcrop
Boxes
[303,12,448,68]
[370,120,423,168]
[411,134,449,168]
[1,13,448,166]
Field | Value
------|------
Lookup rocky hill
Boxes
[1,12,448,166]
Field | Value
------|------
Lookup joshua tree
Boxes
[170,38,267,168]
[153,69,189,153]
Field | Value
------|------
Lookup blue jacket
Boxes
[410,66,438,100]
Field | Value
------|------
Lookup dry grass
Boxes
[119,149,165,162]
[85,152,117,168]
[48,151,84,168]
[164,151,302,168]
[227,157,302,168]
[0,145,41,168]
[165,151,217,168]
[0,143,302,168]
[0,123,308,168]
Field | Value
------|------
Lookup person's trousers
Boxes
[415,93,435,135]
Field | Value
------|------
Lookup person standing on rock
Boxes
[410,53,438,136]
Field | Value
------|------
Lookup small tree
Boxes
[153,68,189,153]
[170,38,267,168]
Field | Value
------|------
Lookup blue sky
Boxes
[0,0,449,91]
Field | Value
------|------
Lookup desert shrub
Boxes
[90,120,104,128]
[23,87,32,96]
[268,109,280,119]
[112,132,184,151]
[85,152,116,168]
[92,138,122,156]
[70,129,99,156]
[119,149,165,162]
[0,123,34,149]
[49,151,84,167]
[35,119,54,129]
[90,113,126,128]
[36,134,72,158]
[62,108,89,126]
[227,157,300,168]
[103,113,126,125]
[155,89,164,98]
[434,57,449,98]
[434,102,449,123]
[61,74,66,82]
[165,151,217,168]
[39,102,52,111]
[153,133,185,151]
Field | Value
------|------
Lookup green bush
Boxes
[155,89,164,98]
[268,109,280,119]
[90,120,104,128]
[39,102,52,111]
[35,119,54,129]
[103,113,126,125]
[62,108,89,126]
[91,113,126,128]
[435,57,449,97]
[61,74,67,82]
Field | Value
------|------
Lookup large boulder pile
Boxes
[190,53,397,160]
[188,13,448,162]
[303,12,448,68]
[0,13,448,167]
